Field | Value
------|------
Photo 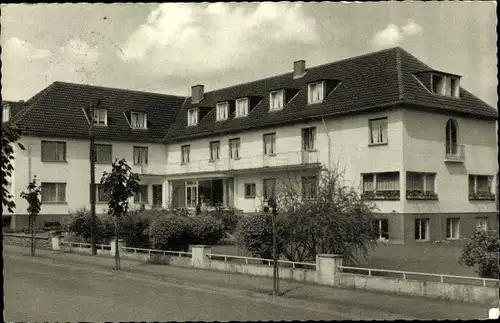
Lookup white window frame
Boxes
[94,144,112,164]
[235,98,249,117]
[216,102,229,121]
[187,108,199,126]
[41,141,67,162]
[374,218,389,241]
[307,81,325,104]
[181,145,190,164]
[469,175,493,194]
[131,112,147,129]
[41,182,66,203]
[363,172,400,192]
[406,172,436,193]
[229,138,240,159]
[450,77,460,98]
[369,117,388,145]
[269,90,284,111]
[302,127,316,151]
[263,133,276,156]
[415,218,430,241]
[134,185,149,204]
[209,141,220,161]
[93,108,107,126]
[97,184,110,203]
[446,218,460,240]
[3,104,10,123]
[244,183,256,198]
[133,146,148,165]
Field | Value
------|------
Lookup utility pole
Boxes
[89,100,97,256]
[269,197,280,297]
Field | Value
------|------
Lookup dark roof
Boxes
[10,82,186,142]
[2,100,27,118]
[164,47,497,143]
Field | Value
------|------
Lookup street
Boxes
[3,245,489,321]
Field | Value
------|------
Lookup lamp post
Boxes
[268,197,279,297]
[89,100,98,256]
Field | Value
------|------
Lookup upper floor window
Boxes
[302,127,316,151]
[134,146,148,165]
[362,172,400,200]
[188,108,199,126]
[308,82,324,104]
[269,90,284,111]
[2,104,10,123]
[406,172,437,199]
[469,175,495,200]
[302,176,317,200]
[369,117,388,145]
[236,98,249,117]
[229,138,240,159]
[93,108,107,126]
[431,74,460,98]
[41,182,66,203]
[216,102,228,121]
[94,144,112,164]
[263,133,276,156]
[131,112,147,129]
[181,145,190,164]
[445,119,458,155]
[41,141,66,162]
[209,141,220,161]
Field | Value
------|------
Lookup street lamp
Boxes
[268,197,280,297]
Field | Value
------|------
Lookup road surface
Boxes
[3,245,488,321]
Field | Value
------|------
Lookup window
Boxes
[308,82,324,104]
[133,146,148,165]
[216,102,228,121]
[369,118,388,145]
[41,141,66,162]
[432,74,460,98]
[469,175,494,198]
[229,138,240,159]
[302,176,317,200]
[445,119,458,155]
[134,185,148,204]
[245,183,256,198]
[373,219,389,241]
[475,217,488,231]
[415,218,429,241]
[431,74,444,94]
[263,178,276,201]
[181,145,190,164]
[209,141,220,161]
[94,144,112,164]
[131,112,147,129]
[97,184,110,203]
[302,127,316,151]
[269,90,284,111]
[93,108,107,125]
[188,108,199,126]
[446,218,460,239]
[236,98,249,117]
[263,133,276,156]
[2,104,10,122]
[406,172,436,192]
[363,172,400,191]
[450,78,460,98]
[41,183,66,203]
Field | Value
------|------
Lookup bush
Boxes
[61,209,114,244]
[148,214,193,251]
[459,229,499,279]
[118,209,163,248]
[189,215,226,246]
[205,208,242,235]
[236,213,280,259]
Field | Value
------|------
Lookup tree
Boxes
[100,158,140,270]
[2,123,25,213]
[459,229,499,279]
[20,176,42,257]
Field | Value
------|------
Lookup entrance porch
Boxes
[169,177,235,210]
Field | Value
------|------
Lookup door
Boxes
[186,181,198,209]
[152,185,162,208]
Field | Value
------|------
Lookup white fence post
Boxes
[110,239,125,257]
[50,230,62,251]
[190,245,212,269]
[316,254,343,286]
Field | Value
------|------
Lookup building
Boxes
[3,47,498,244]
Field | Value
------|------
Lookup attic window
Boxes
[431,74,460,98]
[269,90,284,111]
[236,98,249,117]
[216,102,228,121]
[308,82,324,104]
[2,104,10,123]
[188,108,199,126]
[93,108,107,126]
[131,112,147,129]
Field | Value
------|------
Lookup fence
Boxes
[122,246,192,258]
[207,253,316,269]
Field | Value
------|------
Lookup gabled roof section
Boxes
[10,81,186,142]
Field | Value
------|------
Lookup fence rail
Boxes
[121,246,192,258]
[338,265,499,287]
[207,253,316,269]
[60,241,111,250]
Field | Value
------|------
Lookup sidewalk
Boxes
[3,244,489,320]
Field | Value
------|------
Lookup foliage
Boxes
[20,176,42,256]
[61,209,113,244]
[148,214,193,251]
[2,123,25,213]
[236,213,284,259]
[118,209,163,248]
[459,229,499,279]
[204,207,242,235]
[189,215,226,246]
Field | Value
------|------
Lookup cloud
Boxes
[371,21,423,49]
[118,3,320,76]
[3,37,53,59]
[60,39,99,63]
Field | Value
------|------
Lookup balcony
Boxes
[166,150,321,175]
[444,144,465,163]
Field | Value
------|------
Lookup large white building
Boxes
[2,47,498,244]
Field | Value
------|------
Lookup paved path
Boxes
[3,244,489,321]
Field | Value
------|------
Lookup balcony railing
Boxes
[166,150,321,175]
[445,144,465,163]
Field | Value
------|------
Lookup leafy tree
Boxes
[100,158,140,269]
[20,176,42,257]
[2,123,25,213]
[459,229,499,279]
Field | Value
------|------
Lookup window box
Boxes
[406,190,438,200]
[469,192,496,200]
[362,190,400,200]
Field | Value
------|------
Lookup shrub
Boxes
[189,215,226,246]
[205,208,242,235]
[459,229,499,279]
[236,213,281,259]
[117,209,163,248]
[148,214,192,251]
[61,209,114,244]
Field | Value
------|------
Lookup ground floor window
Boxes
[301,176,317,200]
[373,218,389,241]
[134,185,149,204]
[446,218,460,239]
[414,218,429,241]
[97,184,110,203]
[263,178,276,201]
[475,217,488,231]
[245,183,256,198]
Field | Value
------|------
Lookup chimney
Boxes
[191,85,204,104]
[293,60,306,79]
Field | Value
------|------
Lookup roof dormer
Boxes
[93,108,107,126]
[414,71,461,98]
[235,97,249,117]
[129,111,148,129]
[307,79,342,105]
[269,89,285,111]
[2,104,10,123]
[187,108,199,126]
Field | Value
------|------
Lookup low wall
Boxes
[336,273,499,305]
[121,251,191,267]
[3,233,51,249]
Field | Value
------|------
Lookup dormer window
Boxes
[187,108,199,126]
[308,82,325,104]
[131,112,147,129]
[236,98,249,117]
[93,108,107,126]
[2,104,10,123]
[269,90,284,111]
[216,102,228,121]
[431,74,460,98]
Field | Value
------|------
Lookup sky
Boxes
[1,2,497,107]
